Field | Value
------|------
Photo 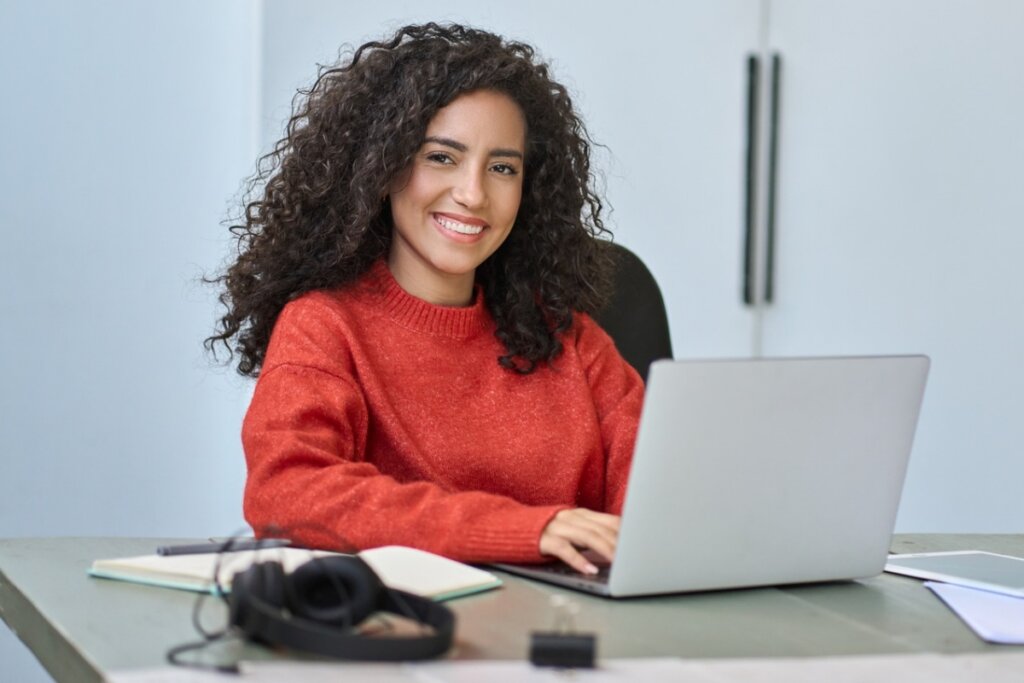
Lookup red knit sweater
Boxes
[242,261,644,563]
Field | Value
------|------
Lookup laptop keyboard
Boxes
[546,563,611,584]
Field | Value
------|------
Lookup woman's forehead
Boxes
[424,90,526,150]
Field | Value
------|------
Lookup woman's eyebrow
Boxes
[423,135,523,160]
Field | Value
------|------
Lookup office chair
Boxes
[594,242,673,382]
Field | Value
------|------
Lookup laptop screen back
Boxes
[610,355,930,596]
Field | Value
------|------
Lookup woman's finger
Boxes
[539,508,622,570]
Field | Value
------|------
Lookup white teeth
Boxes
[436,215,484,235]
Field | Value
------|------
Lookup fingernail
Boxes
[583,563,598,575]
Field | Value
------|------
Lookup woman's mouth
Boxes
[434,213,487,236]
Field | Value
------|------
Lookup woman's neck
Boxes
[386,251,476,307]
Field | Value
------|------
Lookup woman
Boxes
[207,23,643,575]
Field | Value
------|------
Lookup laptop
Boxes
[494,355,930,597]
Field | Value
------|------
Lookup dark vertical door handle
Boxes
[764,53,781,304]
[743,55,760,306]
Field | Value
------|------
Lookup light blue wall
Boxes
[0,1,258,679]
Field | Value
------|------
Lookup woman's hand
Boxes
[538,508,621,574]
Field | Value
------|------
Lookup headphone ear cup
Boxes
[228,556,453,660]
[229,561,287,636]
[285,556,382,627]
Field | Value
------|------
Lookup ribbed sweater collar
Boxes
[361,260,490,339]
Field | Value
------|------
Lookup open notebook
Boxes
[89,545,502,601]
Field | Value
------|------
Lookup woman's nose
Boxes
[451,167,487,209]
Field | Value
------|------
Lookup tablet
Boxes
[885,551,1024,598]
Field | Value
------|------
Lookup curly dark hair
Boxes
[206,22,615,376]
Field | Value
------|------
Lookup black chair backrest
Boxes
[594,242,673,382]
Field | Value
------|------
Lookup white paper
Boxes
[107,667,238,682]
[114,654,1024,682]
[240,659,711,682]
[415,658,695,682]
[237,654,1024,682]
[926,580,1024,644]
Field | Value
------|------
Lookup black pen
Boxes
[156,538,291,556]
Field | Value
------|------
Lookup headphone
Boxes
[228,555,455,660]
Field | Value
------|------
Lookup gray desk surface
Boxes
[1,535,1022,682]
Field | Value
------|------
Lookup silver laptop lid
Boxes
[610,355,930,597]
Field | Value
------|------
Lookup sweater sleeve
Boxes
[574,315,645,515]
[241,300,564,564]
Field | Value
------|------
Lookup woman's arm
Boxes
[577,314,645,514]
[535,315,645,573]
[243,361,567,563]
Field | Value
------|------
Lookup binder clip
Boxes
[529,595,596,669]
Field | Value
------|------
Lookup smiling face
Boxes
[387,89,526,306]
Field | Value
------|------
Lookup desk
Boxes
[1,535,1021,682]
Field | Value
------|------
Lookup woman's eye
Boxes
[491,163,519,176]
[425,152,453,164]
